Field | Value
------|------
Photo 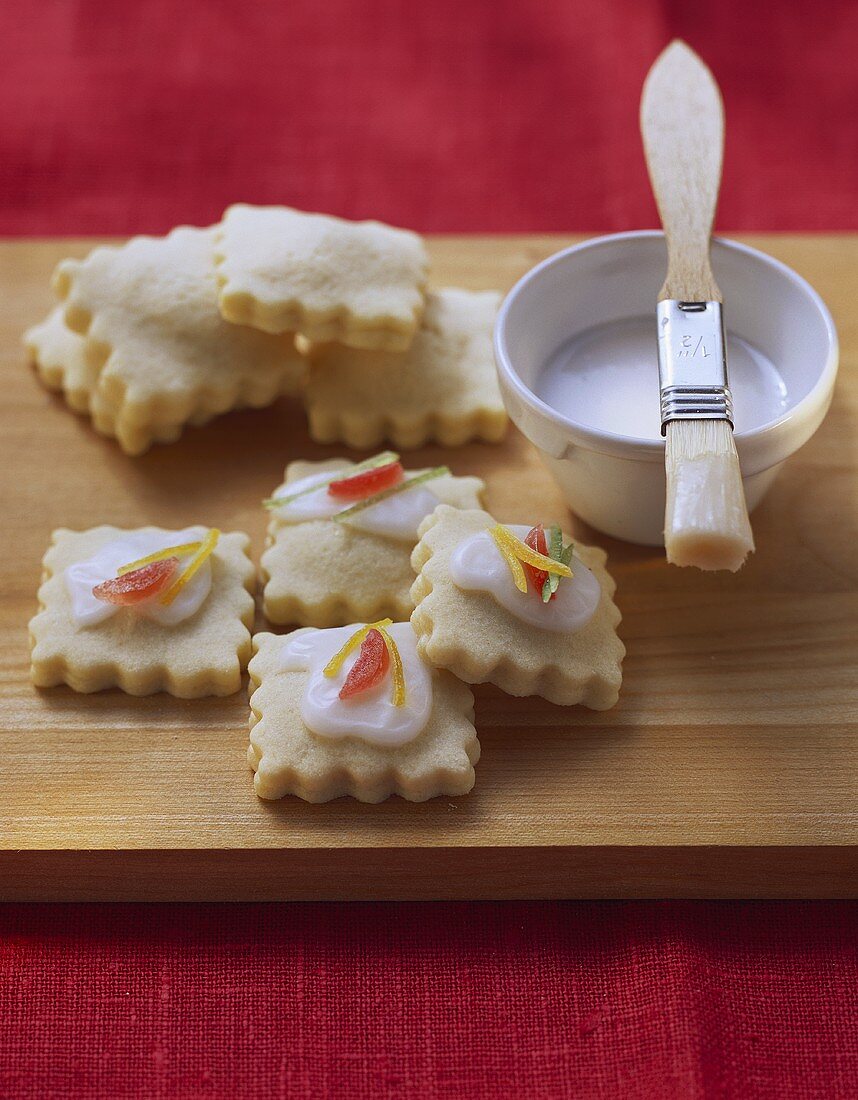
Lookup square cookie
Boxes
[24,307,185,449]
[248,623,479,802]
[24,306,99,415]
[303,288,508,449]
[261,456,485,627]
[51,226,306,455]
[410,506,625,708]
[214,204,428,351]
[30,526,256,697]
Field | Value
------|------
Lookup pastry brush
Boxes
[640,40,754,571]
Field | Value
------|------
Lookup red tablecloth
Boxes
[2,3,856,1097]
[0,902,854,1099]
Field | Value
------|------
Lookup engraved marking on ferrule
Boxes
[657,299,733,434]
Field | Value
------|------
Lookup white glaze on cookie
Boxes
[270,470,440,541]
[280,622,432,746]
[449,524,601,633]
[64,528,212,627]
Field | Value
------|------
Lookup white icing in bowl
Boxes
[64,528,212,627]
[280,622,432,747]
[449,523,601,633]
[269,470,440,541]
[494,232,839,545]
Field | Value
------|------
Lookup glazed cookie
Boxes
[52,226,305,455]
[24,306,98,414]
[261,453,485,627]
[303,288,508,449]
[214,204,428,351]
[30,526,255,697]
[248,622,479,802]
[410,506,625,708]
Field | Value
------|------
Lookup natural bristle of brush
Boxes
[664,419,754,572]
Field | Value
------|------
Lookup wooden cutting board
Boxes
[1,235,855,900]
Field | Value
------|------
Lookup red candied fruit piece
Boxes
[328,461,405,502]
[523,524,555,600]
[92,557,180,606]
[339,628,390,700]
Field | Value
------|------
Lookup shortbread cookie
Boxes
[30,526,255,697]
[303,288,508,449]
[410,507,625,708]
[24,307,184,448]
[24,306,98,414]
[214,204,428,351]
[248,622,479,802]
[261,454,485,627]
[52,226,306,455]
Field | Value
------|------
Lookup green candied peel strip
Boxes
[333,466,450,522]
[541,524,575,603]
[262,451,399,510]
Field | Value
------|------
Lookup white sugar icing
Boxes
[449,523,601,633]
[64,528,212,627]
[269,470,440,541]
[280,622,432,746]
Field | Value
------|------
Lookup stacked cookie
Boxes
[25,206,508,454]
[26,226,305,455]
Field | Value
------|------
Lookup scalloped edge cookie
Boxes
[214,204,428,351]
[30,527,256,697]
[24,306,100,415]
[51,226,305,455]
[248,628,479,802]
[303,288,508,449]
[24,307,208,453]
[410,506,625,708]
[260,458,486,627]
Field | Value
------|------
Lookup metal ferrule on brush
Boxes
[657,300,733,435]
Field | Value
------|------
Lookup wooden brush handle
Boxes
[640,41,723,302]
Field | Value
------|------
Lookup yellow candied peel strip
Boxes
[323,619,393,679]
[490,524,573,577]
[489,526,528,593]
[159,529,220,606]
[117,541,202,575]
[377,626,406,707]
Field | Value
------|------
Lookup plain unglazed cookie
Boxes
[24,307,190,449]
[303,288,508,449]
[30,526,256,697]
[214,204,428,351]
[410,506,625,708]
[24,306,99,414]
[248,624,480,802]
[51,226,306,455]
[261,456,485,627]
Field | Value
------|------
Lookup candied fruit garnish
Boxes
[328,461,405,502]
[159,528,220,606]
[339,628,390,699]
[92,557,179,606]
[524,524,552,598]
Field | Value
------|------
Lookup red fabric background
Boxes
[2,903,856,1099]
[2,2,856,1097]
[0,0,856,235]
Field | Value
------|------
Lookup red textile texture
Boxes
[0,0,856,235]
[1,903,856,1099]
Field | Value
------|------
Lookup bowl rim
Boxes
[494,230,839,462]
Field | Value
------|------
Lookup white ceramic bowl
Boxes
[494,232,839,545]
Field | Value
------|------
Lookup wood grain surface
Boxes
[1,236,856,899]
